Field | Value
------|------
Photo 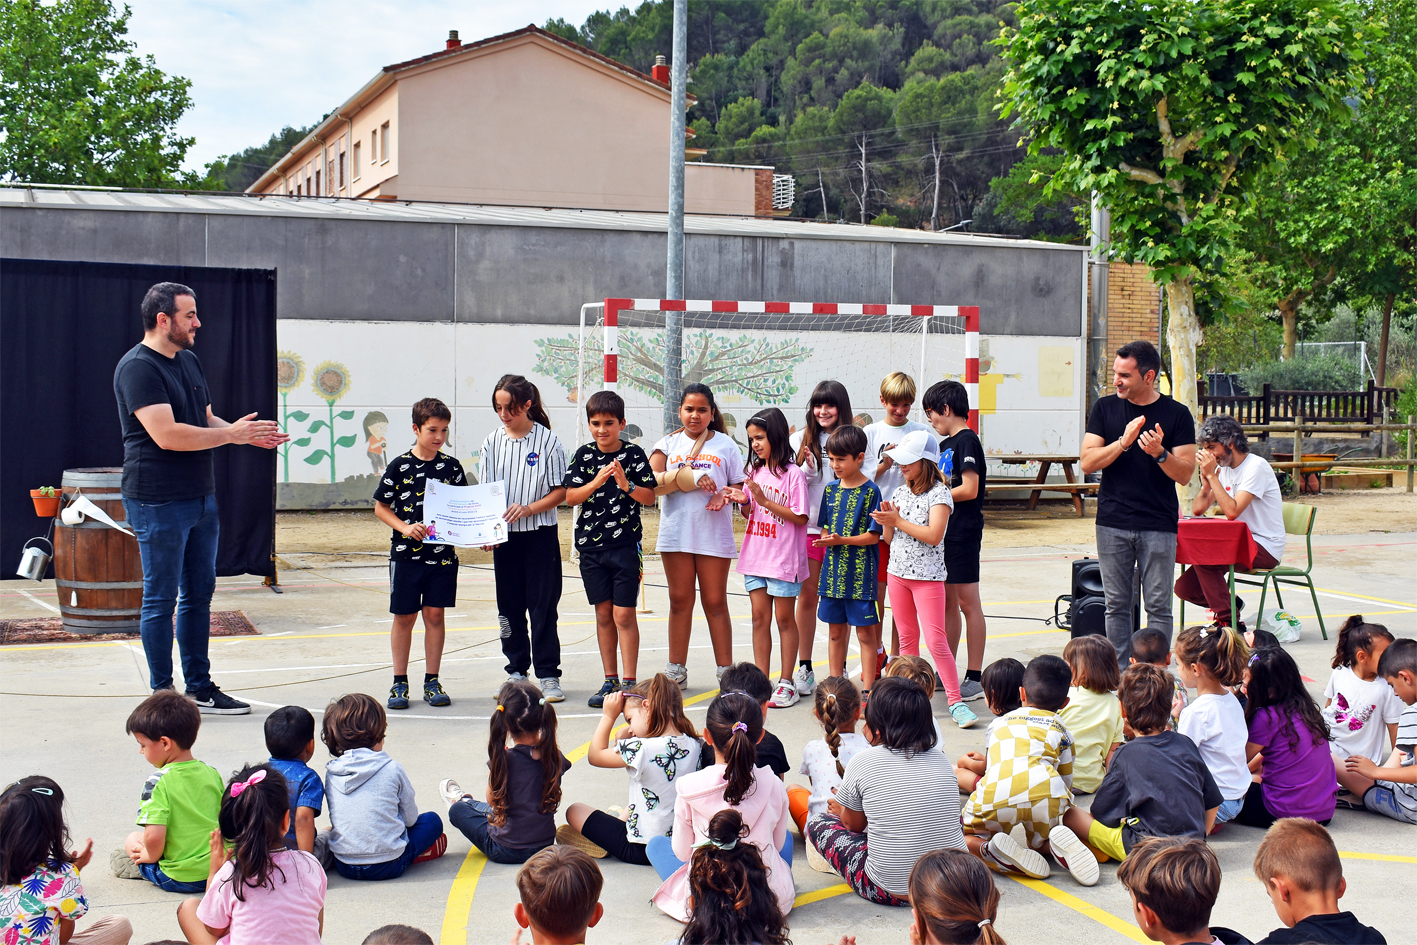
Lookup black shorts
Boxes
[389,560,458,614]
[578,542,641,608]
[579,809,651,865]
[944,530,982,585]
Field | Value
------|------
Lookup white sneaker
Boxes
[494,672,527,697]
[665,662,688,688]
[793,664,817,695]
[716,665,729,684]
[984,828,1051,879]
[769,678,800,708]
[439,778,469,809]
[539,677,565,703]
[1047,825,1100,886]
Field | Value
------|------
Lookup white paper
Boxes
[423,479,509,547]
[62,495,135,536]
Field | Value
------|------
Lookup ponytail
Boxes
[681,810,788,945]
[493,374,551,430]
[909,849,1007,945]
[814,676,861,778]
[630,673,698,740]
[1332,615,1394,670]
[217,763,291,902]
[489,679,563,824]
[1174,624,1250,687]
[704,692,762,806]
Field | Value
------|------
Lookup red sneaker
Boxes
[412,832,448,864]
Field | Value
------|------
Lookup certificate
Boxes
[423,479,509,547]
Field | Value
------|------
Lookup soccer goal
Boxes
[571,298,980,445]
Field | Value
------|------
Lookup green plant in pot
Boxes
[30,486,60,517]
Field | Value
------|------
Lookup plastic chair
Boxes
[1234,503,1327,640]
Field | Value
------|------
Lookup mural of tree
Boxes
[275,351,308,483]
[535,329,813,404]
[301,361,357,482]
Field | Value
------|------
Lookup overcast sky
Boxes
[123,0,613,171]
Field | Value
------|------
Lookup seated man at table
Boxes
[1174,416,1285,632]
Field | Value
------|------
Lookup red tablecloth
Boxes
[1176,517,1260,570]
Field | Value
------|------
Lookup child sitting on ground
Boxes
[963,655,1094,886]
[649,692,793,923]
[1323,616,1401,766]
[1116,836,1250,945]
[361,926,433,945]
[954,658,1025,794]
[679,810,790,945]
[442,680,570,864]
[1058,636,1124,794]
[560,674,702,864]
[116,690,224,893]
[1174,625,1252,829]
[1337,637,1417,823]
[1062,664,1222,864]
[177,764,325,945]
[787,676,867,837]
[807,677,967,907]
[882,655,945,749]
[1237,648,1337,827]
[1252,819,1386,944]
[719,663,791,779]
[908,849,1005,945]
[510,846,604,945]
[1,776,133,945]
[264,706,327,862]
[1131,628,1188,729]
[322,693,445,879]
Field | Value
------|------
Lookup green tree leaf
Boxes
[303,450,329,465]
[335,434,358,448]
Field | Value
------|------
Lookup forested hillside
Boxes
[546,0,1082,238]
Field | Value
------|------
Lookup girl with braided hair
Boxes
[787,676,866,836]
[649,691,794,922]
[177,764,326,944]
[679,810,790,945]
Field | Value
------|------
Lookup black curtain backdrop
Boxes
[1,258,277,580]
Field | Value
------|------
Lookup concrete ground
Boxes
[3,514,1415,945]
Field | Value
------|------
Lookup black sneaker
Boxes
[189,686,250,715]
[588,677,621,708]
[423,679,451,707]
[388,681,411,710]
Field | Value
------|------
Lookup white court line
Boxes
[317,624,347,629]
[17,589,61,614]
[1314,589,1417,612]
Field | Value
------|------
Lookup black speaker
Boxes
[1054,557,1142,638]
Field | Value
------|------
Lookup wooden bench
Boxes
[992,455,1098,517]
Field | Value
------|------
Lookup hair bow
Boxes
[693,836,739,852]
[730,721,748,734]
[230,770,267,798]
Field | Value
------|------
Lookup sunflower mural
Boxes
[276,352,309,482]
[299,360,357,482]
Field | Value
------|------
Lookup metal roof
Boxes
[0,186,1088,252]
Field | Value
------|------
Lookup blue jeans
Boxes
[645,831,793,881]
[1095,525,1177,667]
[448,799,546,864]
[333,811,444,881]
[139,861,205,893]
[123,495,220,692]
[1215,796,1244,824]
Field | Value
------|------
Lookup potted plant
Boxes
[30,486,60,517]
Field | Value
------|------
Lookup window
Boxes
[327,159,334,194]
[380,121,390,162]
[339,150,346,190]
[353,142,361,180]
[370,128,378,163]
[315,169,320,195]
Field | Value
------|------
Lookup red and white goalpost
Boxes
[590,297,981,431]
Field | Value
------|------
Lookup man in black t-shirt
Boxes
[923,380,989,702]
[113,282,287,714]
[1080,341,1196,667]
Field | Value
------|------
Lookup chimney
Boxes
[651,54,669,84]
[446,30,461,50]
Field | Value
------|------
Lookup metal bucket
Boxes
[16,537,53,581]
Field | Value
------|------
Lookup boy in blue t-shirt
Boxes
[813,424,883,691]
[264,705,329,864]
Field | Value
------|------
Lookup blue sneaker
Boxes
[387,681,410,710]
[588,677,621,708]
[950,701,979,729]
[423,679,451,707]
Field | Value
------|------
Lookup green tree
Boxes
[895,68,996,231]
[202,125,314,193]
[0,0,196,186]
[715,96,767,151]
[999,0,1367,431]
[829,82,896,223]
[787,105,835,218]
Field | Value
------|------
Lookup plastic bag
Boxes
[1261,608,1303,644]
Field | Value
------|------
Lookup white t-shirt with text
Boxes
[652,430,745,557]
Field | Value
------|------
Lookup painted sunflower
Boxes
[277,351,305,393]
[311,360,352,403]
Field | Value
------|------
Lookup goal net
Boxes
[554,299,978,446]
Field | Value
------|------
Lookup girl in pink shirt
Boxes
[728,408,810,709]
[179,764,325,945]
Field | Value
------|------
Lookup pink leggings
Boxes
[887,573,961,703]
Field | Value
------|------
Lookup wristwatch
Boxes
[1154,450,1167,464]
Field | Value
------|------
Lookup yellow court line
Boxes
[1007,876,1148,944]
[438,848,488,945]
[793,883,853,908]
[1339,850,1417,864]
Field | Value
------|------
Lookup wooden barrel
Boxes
[54,468,143,634]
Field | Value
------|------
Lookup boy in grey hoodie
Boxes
[321,693,445,879]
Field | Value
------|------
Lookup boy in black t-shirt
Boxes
[562,391,658,707]
[373,398,466,710]
[1252,819,1386,945]
[923,380,989,702]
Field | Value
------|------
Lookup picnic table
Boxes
[994,454,1098,517]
